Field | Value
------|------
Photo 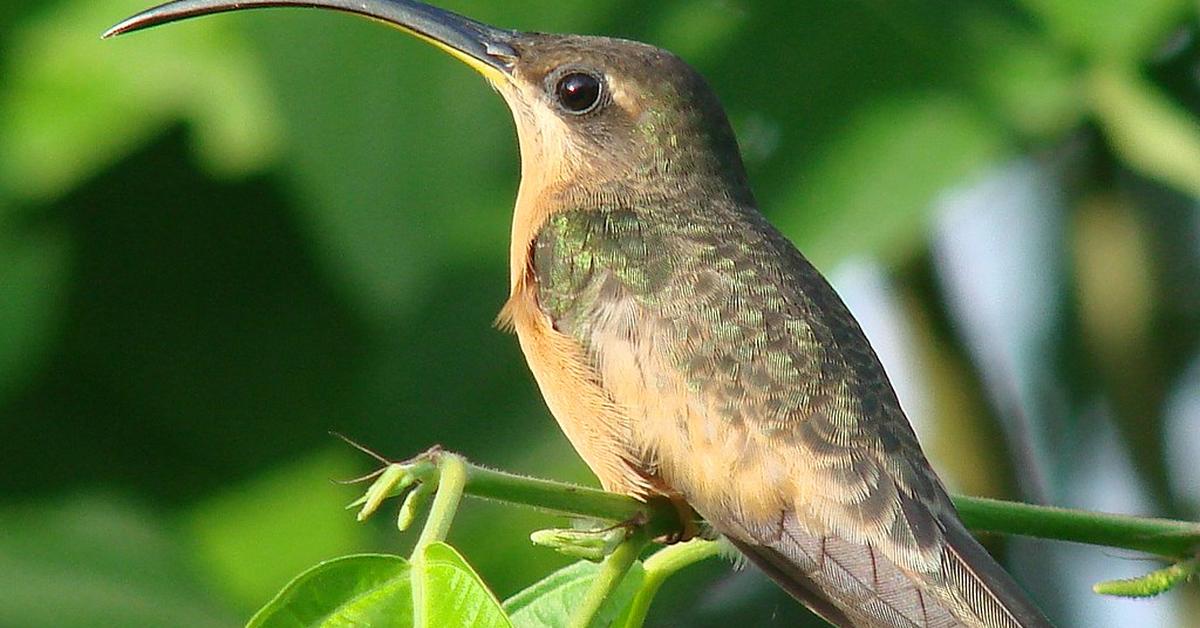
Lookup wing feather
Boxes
[527,203,1051,627]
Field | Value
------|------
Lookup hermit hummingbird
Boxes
[106,2,1053,626]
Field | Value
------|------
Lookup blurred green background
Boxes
[2,0,1200,625]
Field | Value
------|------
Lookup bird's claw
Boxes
[652,497,700,544]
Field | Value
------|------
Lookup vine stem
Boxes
[458,460,686,538]
[570,528,650,628]
[447,456,1200,559]
[414,452,469,553]
[952,495,1200,558]
[410,452,470,628]
[355,449,1199,624]
[620,539,722,628]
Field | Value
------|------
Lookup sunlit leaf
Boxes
[0,0,280,201]
[1016,0,1191,61]
[503,559,645,628]
[1089,65,1200,199]
[417,542,512,628]
[247,554,412,628]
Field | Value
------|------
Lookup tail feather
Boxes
[728,537,857,628]
[937,517,1052,628]
[728,511,1052,627]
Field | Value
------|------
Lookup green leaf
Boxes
[0,0,280,201]
[247,554,412,628]
[775,93,1006,268]
[416,542,512,628]
[1016,0,1191,61]
[1088,65,1200,200]
[503,559,645,628]
[651,1,745,63]
[968,21,1083,138]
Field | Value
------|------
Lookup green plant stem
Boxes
[414,452,468,554]
[570,529,649,628]
[441,455,1200,559]
[460,462,684,538]
[621,539,721,628]
[408,454,470,628]
[953,495,1200,558]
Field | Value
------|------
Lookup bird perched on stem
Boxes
[106,2,1054,626]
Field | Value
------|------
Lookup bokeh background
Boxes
[2,0,1199,625]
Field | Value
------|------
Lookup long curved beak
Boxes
[103,0,519,82]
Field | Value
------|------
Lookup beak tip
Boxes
[101,17,138,39]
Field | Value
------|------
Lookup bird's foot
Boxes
[339,439,445,531]
[531,514,646,561]
[654,496,700,544]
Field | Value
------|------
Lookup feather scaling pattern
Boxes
[525,201,1051,627]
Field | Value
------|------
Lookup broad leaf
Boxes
[503,559,645,628]
[416,542,512,628]
[248,554,412,628]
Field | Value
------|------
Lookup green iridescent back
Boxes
[531,197,949,541]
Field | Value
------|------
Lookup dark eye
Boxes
[554,72,603,114]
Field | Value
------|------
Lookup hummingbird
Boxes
[106,2,1053,626]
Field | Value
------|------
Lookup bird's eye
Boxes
[554,72,603,114]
